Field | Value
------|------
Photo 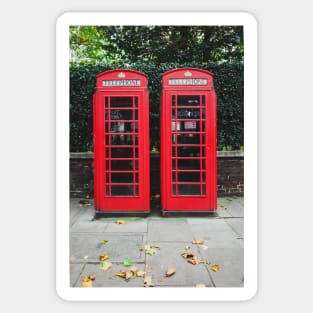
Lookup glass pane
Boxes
[176,134,200,144]
[107,122,137,133]
[177,146,200,157]
[106,109,134,121]
[108,135,137,146]
[111,173,133,183]
[107,148,138,158]
[177,95,200,106]
[177,159,200,170]
[172,120,200,132]
[111,185,134,196]
[108,159,138,171]
[172,184,177,195]
[110,97,133,108]
[178,184,200,195]
[174,108,200,119]
[177,172,200,182]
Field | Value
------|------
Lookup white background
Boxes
[1,0,312,311]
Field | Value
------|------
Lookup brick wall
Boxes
[70,152,244,198]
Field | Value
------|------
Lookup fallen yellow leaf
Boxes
[115,220,126,224]
[211,264,220,272]
[115,271,126,278]
[82,275,95,287]
[157,277,164,283]
[125,270,135,280]
[181,251,195,259]
[136,270,146,277]
[191,240,204,244]
[100,261,112,271]
[188,257,200,265]
[166,266,176,277]
[143,276,154,287]
[99,254,109,261]
[195,284,206,288]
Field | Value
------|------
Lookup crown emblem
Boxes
[118,72,126,78]
[184,70,192,77]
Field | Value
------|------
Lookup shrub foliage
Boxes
[70,63,243,152]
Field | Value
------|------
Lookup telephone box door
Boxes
[93,70,150,213]
[160,68,217,214]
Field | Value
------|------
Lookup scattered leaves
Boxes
[211,264,220,272]
[99,254,109,261]
[100,261,112,271]
[123,257,133,267]
[185,245,190,250]
[188,256,200,265]
[191,240,204,245]
[143,276,154,287]
[145,248,157,256]
[166,266,176,277]
[115,267,146,281]
[140,245,160,256]
[115,220,126,224]
[101,240,108,245]
[195,284,206,288]
[83,255,89,260]
[157,277,164,283]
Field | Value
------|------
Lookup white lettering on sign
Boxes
[168,78,208,85]
[102,80,141,87]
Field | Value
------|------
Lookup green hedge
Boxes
[70,63,243,152]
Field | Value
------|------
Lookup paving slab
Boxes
[198,248,244,287]
[74,263,145,287]
[147,220,193,242]
[189,219,243,248]
[70,233,145,263]
[225,218,244,237]
[105,221,147,233]
[144,242,213,287]
[218,198,244,217]
[70,220,108,233]
[70,263,85,287]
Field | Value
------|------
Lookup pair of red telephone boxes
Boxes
[93,68,216,215]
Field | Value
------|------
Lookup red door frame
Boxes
[160,68,217,214]
[93,70,150,213]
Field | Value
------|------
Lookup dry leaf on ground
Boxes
[100,261,112,271]
[99,254,109,261]
[188,256,200,265]
[191,240,204,244]
[115,220,126,224]
[82,275,95,287]
[211,264,220,272]
[143,276,154,287]
[101,239,108,245]
[136,270,146,277]
[115,271,126,278]
[195,284,206,288]
[181,251,195,259]
[157,277,164,283]
[79,200,91,207]
[166,266,176,277]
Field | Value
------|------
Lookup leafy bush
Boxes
[70,63,243,152]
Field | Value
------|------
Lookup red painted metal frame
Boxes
[93,69,150,213]
[160,68,217,214]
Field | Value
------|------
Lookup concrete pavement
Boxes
[70,197,244,288]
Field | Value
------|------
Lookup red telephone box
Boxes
[93,69,150,213]
[160,68,217,214]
